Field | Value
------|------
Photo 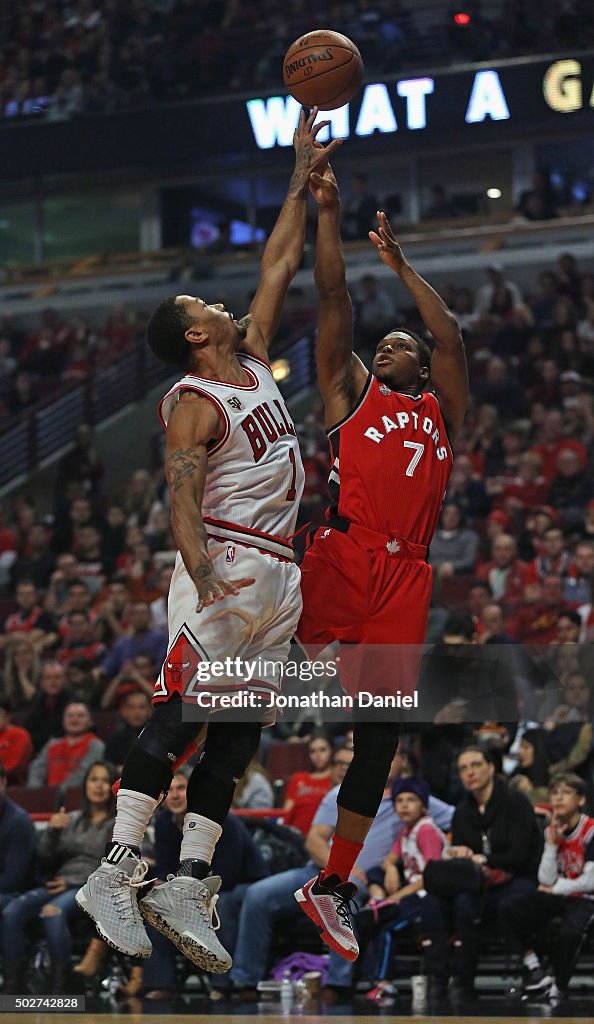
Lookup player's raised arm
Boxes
[166,393,254,611]
[369,211,469,438]
[309,164,368,426]
[244,108,343,356]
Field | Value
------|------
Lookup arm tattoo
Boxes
[289,148,313,195]
[167,447,203,492]
[194,565,213,581]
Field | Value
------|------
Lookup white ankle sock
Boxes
[112,789,159,849]
[179,813,222,866]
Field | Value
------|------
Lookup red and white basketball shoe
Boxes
[294,872,359,961]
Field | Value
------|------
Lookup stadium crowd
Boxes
[1,245,594,1003]
[1,0,594,120]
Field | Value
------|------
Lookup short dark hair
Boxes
[68,579,90,593]
[122,689,150,704]
[443,611,475,640]
[559,610,582,629]
[146,297,191,368]
[458,744,495,766]
[470,579,492,595]
[403,328,432,375]
[549,771,586,797]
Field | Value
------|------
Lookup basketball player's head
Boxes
[146,295,245,368]
[371,329,431,392]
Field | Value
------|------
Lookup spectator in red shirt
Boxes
[0,701,33,784]
[3,580,58,653]
[27,701,104,793]
[500,772,594,1001]
[498,452,549,511]
[123,540,161,603]
[478,534,528,605]
[510,575,570,644]
[530,409,588,483]
[282,732,334,836]
[57,579,98,640]
[56,611,105,667]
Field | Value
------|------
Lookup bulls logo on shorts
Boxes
[153,625,206,701]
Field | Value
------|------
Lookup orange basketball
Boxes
[282,30,364,111]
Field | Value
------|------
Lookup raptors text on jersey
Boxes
[159,352,304,559]
[327,375,452,546]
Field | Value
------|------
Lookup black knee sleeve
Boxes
[186,719,262,824]
[120,746,172,799]
[137,694,200,762]
[121,695,202,798]
[337,719,400,817]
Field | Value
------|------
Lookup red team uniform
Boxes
[298,376,452,694]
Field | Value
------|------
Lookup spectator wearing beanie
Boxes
[360,777,447,1002]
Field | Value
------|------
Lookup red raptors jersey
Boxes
[327,376,452,546]
[547,814,594,897]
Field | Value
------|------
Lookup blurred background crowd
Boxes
[2,0,594,119]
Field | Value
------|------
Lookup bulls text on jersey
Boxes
[241,400,297,462]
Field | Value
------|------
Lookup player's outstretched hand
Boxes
[309,163,339,207]
[292,107,342,190]
[195,571,255,613]
[369,211,407,273]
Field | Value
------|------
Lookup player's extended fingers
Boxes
[305,105,319,129]
[196,585,220,612]
[311,118,331,138]
[378,226,396,246]
[293,108,306,144]
[369,230,383,246]
[379,210,396,237]
[228,577,256,591]
[323,137,343,158]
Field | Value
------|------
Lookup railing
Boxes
[30,806,283,824]
[0,335,316,492]
[0,344,172,491]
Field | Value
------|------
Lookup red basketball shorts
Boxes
[297,523,432,700]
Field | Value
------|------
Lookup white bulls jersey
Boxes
[159,352,304,560]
